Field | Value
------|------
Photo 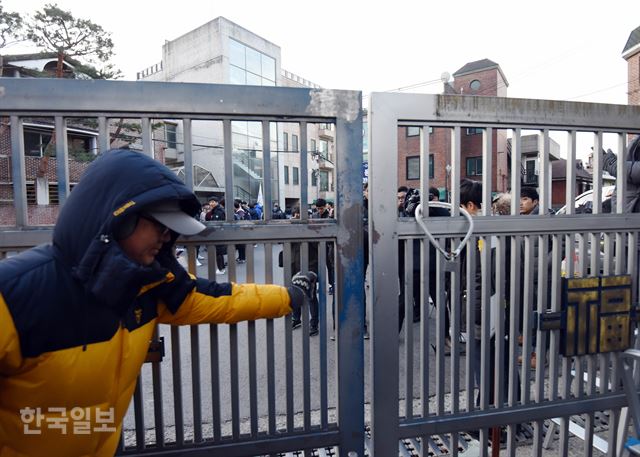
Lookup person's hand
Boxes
[287,271,317,313]
[292,271,317,298]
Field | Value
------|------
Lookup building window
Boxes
[466,128,483,135]
[293,167,299,185]
[292,134,299,152]
[311,170,317,186]
[229,38,276,86]
[165,124,177,149]
[407,156,420,180]
[470,79,481,91]
[319,140,329,160]
[26,182,36,204]
[407,126,420,137]
[48,183,60,205]
[310,139,316,152]
[406,126,433,137]
[283,132,289,151]
[466,157,482,176]
[284,165,289,184]
[24,131,52,157]
[319,171,329,191]
[406,155,434,180]
[524,159,537,184]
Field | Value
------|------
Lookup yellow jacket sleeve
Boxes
[0,293,23,375]
[157,282,292,325]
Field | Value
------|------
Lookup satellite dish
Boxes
[440,71,451,84]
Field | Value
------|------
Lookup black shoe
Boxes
[412,313,421,323]
[328,285,334,295]
[292,320,302,330]
[309,327,319,336]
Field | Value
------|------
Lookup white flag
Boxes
[257,182,264,206]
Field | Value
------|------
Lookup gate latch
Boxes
[144,337,165,363]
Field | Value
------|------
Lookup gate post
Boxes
[368,93,402,456]
[335,92,365,456]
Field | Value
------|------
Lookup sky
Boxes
[2,0,638,104]
[2,0,639,157]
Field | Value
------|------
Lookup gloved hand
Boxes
[287,271,318,313]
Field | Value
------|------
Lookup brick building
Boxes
[0,54,168,226]
[623,26,640,106]
[397,59,510,197]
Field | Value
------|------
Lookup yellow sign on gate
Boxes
[561,275,632,356]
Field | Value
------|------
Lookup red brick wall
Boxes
[453,67,507,97]
[629,52,640,106]
[397,64,509,194]
[397,127,507,193]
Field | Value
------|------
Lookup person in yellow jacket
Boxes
[0,149,314,457]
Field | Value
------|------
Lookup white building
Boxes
[138,16,335,211]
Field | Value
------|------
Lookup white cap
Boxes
[146,201,205,235]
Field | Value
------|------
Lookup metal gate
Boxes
[0,79,364,456]
[368,92,640,456]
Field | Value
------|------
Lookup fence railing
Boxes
[0,78,363,456]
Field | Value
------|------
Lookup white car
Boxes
[555,185,615,215]
[556,185,615,277]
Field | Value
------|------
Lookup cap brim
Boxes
[146,201,205,235]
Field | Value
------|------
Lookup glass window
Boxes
[166,124,177,149]
[320,171,329,191]
[24,131,52,157]
[261,54,276,82]
[284,165,289,184]
[407,156,420,180]
[246,72,261,86]
[283,132,288,151]
[466,157,482,176]
[470,79,481,91]
[247,121,262,139]
[429,155,434,179]
[319,140,329,159]
[229,39,245,67]
[405,155,434,180]
[232,132,249,150]
[230,65,246,85]
[310,139,316,152]
[245,47,261,76]
[311,170,317,186]
[229,39,276,87]
[292,134,299,152]
[407,126,420,137]
[466,128,483,135]
[293,167,299,185]
[232,121,249,135]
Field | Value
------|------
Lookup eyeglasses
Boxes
[140,215,170,237]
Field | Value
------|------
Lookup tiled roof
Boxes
[623,25,640,55]
[453,59,499,76]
